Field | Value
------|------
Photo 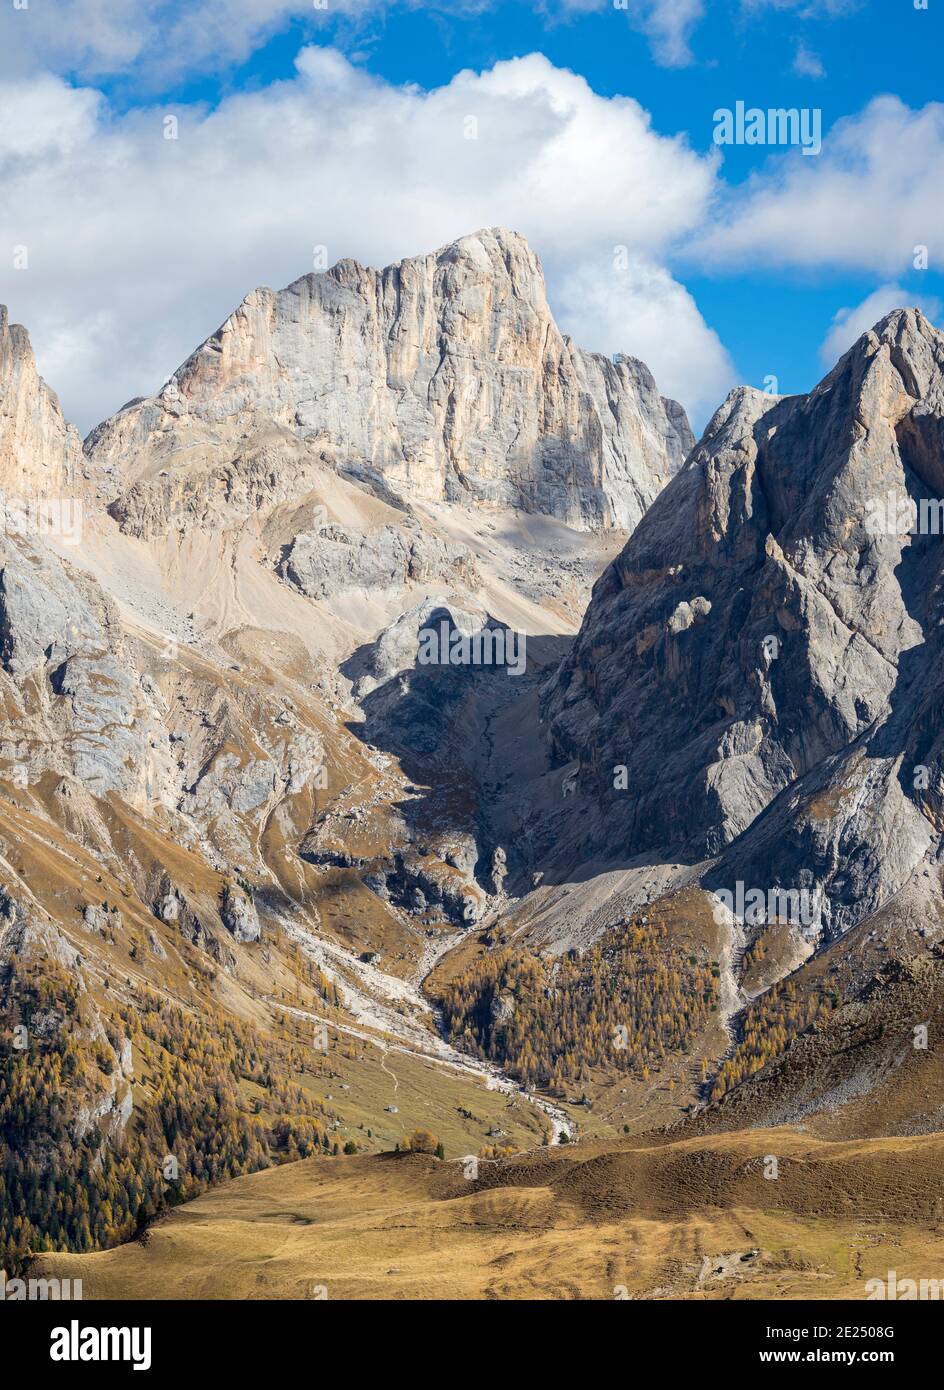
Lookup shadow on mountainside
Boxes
[338,611,577,889]
[336,606,698,903]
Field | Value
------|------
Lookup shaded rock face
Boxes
[363,847,486,926]
[0,510,329,879]
[86,229,692,536]
[543,309,944,938]
[344,597,502,700]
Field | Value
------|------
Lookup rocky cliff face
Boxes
[86,229,692,537]
[543,308,944,939]
[0,315,168,801]
[0,307,84,503]
[0,531,159,798]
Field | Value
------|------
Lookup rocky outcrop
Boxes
[105,432,331,537]
[151,876,238,967]
[0,306,84,503]
[280,520,478,603]
[364,846,486,925]
[543,309,944,939]
[343,597,498,700]
[82,903,122,936]
[0,530,164,798]
[87,229,692,536]
[220,881,261,943]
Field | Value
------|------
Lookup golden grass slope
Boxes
[40,1127,944,1300]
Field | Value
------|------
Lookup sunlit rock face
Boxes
[86,228,692,538]
[0,306,84,503]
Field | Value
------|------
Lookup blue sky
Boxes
[1,0,941,433]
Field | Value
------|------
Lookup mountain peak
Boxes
[274,229,538,306]
[871,303,937,342]
[0,306,82,501]
[544,302,944,937]
[825,304,944,385]
[86,231,693,537]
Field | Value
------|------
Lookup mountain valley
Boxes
[3,229,944,1299]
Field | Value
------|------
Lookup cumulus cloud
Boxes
[0,73,103,160]
[820,285,943,365]
[691,96,944,276]
[0,50,727,432]
[555,252,736,423]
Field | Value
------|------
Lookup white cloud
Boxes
[0,0,144,78]
[0,73,102,160]
[625,0,705,69]
[820,285,943,365]
[555,253,735,424]
[0,52,727,433]
[792,42,825,78]
[691,96,944,276]
[0,0,319,82]
[535,0,704,68]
